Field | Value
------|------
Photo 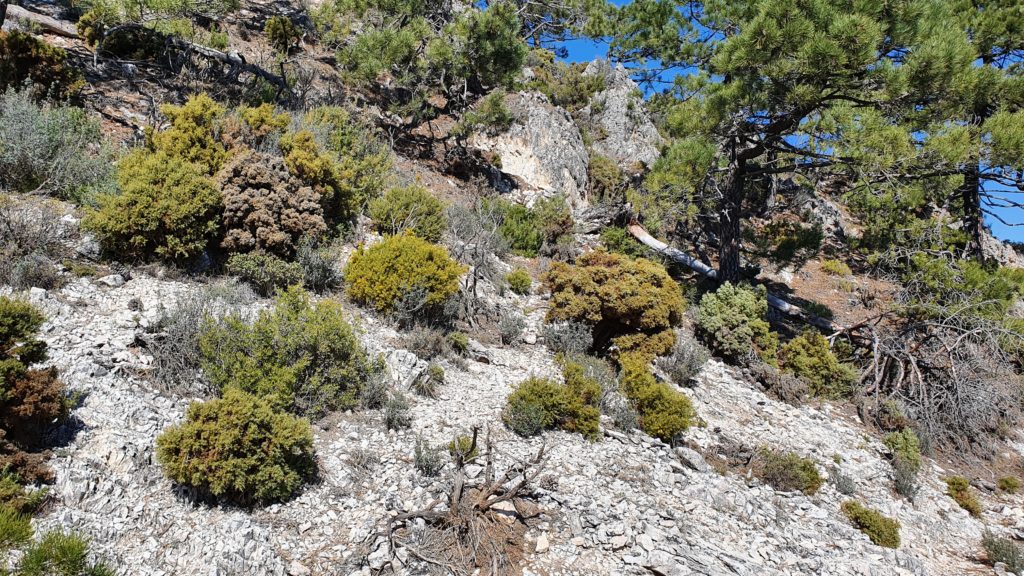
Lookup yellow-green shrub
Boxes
[502,366,601,441]
[84,150,222,263]
[147,93,227,175]
[198,286,372,416]
[841,501,900,549]
[265,15,301,54]
[999,476,1021,494]
[505,267,532,295]
[155,388,315,505]
[238,103,291,138]
[754,448,823,495]
[779,330,857,398]
[696,282,778,363]
[945,476,982,517]
[344,234,466,314]
[821,258,853,276]
[883,429,922,472]
[619,354,696,442]
[225,252,303,296]
[544,250,684,357]
[369,185,447,242]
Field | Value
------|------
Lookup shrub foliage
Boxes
[618,354,696,442]
[156,388,316,505]
[779,330,857,398]
[754,448,823,495]
[503,365,601,441]
[696,283,778,363]
[841,501,900,549]
[369,185,447,242]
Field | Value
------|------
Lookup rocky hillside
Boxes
[4,0,1024,575]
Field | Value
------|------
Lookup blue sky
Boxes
[553,4,1024,243]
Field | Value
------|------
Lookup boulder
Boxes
[581,60,663,171]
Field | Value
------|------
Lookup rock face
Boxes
[468,91,589,208]
[581,59,664,170]
[12,267,1002,576]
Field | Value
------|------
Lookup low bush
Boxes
[447,332,469,356]
[225,252,304,297]
[344,234,466,315]
[0,31,83,101]
[498,196,574,258]
[455,90,515,137]
[831,468,857,495]
[754,448,823,495]
[945,476,982,517]
[148,280,255,395]
[1,470,48,515]
[982,532,1024,573]
[618,355,696,442]
[696,283,778,364]
[199,286,373,417]
[841,501,900,549]
[544,251,684,357]
[412,363,444,398]
[498,312,525,345]
[588,152,625,203]
[821,258,853,276]
[146,93,227,176]
[542,321,593,357]
[656,332,710,385]
[414,436,444,476]
[503,364,601,440]
[893,456,921,500]
[504,268,532,295]
[155,388,316,505]
[0,89,114,202]
[85,150,222,263]
[295,237,340,293]
[779,330,857,398]
[746,359,809,405]
[219,152,327,257]
[599,227,648,260]
[369,185,447,242]
[999,476,1021,494]
[384,393,412,430]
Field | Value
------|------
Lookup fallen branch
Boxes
[627,222,839,332]
[6,5,79,38]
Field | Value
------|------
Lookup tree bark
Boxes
[5,5,80,37]
[718,156,746,284]
[1,0,8,30]
[960,159,984,260]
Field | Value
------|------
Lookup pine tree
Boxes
[606,0,933,282]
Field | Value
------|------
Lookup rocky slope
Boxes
[10,257,1015,575]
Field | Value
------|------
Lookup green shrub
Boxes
[545,251,684,358]
[295,236,340,293]
[237,103,291,138]
[779,330,857,398]
[0,505,32,550]
[696,282,778,363]
[8,528,114,575]
[155,388,315,505]
[85,150,222,263]
[503,363,601,440]
[199,286,372,417]
[368,185,447,242]
[524,52,605,113]
[821,258,853,276]
[225,252,303,297]
[656,333,710,385]
[945,476,982,517]
[841,501,900,549]
[344,234,466,315]
[754,448,823,495]
[999,476,1021,494]
[498,312,525,345]
[599,227,647,259]
[618,354,696,442]
[883,429,922,473]
[542,321,593,357]
[265,15,301,54]
[414,436,444,476]
[982,532,1024,573]
[892,456,920,500]
[447,331,469,355]
[0,31,83,101]
[505,267,532,295]
[0,470,48,515]
[498,196,573,258]
[588,152,624,202]
[455,90,514,136]
[0,89,114,202]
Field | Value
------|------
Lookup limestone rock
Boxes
[581,59,663,170]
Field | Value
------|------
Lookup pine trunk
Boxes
[1,0,7,29]
[961,160,983,260]
[718,159,745,284]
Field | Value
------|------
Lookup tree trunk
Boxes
[1,0,7,30]
[718,158,745,284]
[961,159,983,260]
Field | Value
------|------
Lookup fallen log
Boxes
[627,222,839,332]
[5,5,79,38]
